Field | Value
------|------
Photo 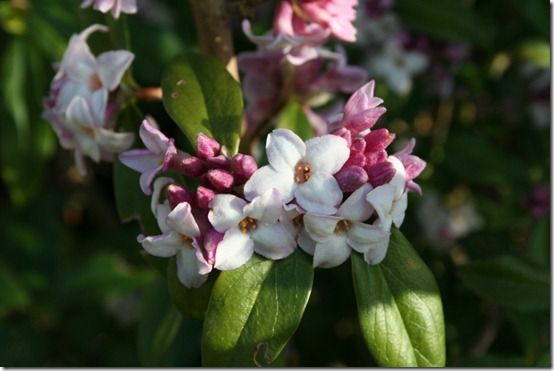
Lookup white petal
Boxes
[304,214,340,242]
[208,194,247,233]
[75,134,100,162]
[96,50,134,91]
[96,129,134,153]
[151,177,173,215]
[363,234,391,265]
[60,35,97,82]
[391,192,408,228]
[166,202,200,237]
[243,188,283,224]
[244,165,295,202]
[337,184,374,222]
[138,231,180,257]
[175,248,208,288]
[266,128,305,172]
[139,117,170,154]
[347,222,389,253]
[313,235,351,268]
[66,96,94,129]
[88,89,108,126]
[298,228,316,255]
[153,202,171,233]
[251,222,296,260]
[388,156,407,197]
[295,173,343,215]
[304,134,349,175]
[366,184,395,225]
[214,227,254,271]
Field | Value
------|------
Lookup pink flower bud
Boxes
[206,169,234,191]
[344,150,367,168]
[364,128,395,153]
[351,138,366,153]
[230,153,258,182]
[335,166,368,193]
[332,128,352,146]
[166,184,193,209]
[366,161,396,187]
[205,154,230,169]
[196,133,221,159]
[202,228,223,266]
[365,150,387,167]
[168,152,205,176]
[196,186,215,209]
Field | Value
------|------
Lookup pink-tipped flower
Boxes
[231,153,258,183]
[274,0,358,43]
[166,184,194,210]
[196,186,216,209]
[394,138,426,194]
[81,0,137,19]
[206,169,234,191]
[119,117,177,195]
[196,133,221,159]
[340,80,387,135]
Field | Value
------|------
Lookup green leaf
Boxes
[458,256,550,311]
[527,218,549,267]
[161,52,243,155]
[518,40,550,70]
[276,101,314,141]
[0,263,30,314]
[202,250,313,366]
[394,0,491,48]
[352,229,445,367]
[167,257,216,319]
[138,277,184,366]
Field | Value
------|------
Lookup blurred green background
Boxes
[0,0,550,366]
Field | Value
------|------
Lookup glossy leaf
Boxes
[202,250,313,366]
[167,257,216,319]
[458,255,550,311]
[352,228,445,367]
[161,52,243,155]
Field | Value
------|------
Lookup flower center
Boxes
[291,0,310,21]
[239,217,258,234]
[180,234,193,245]
[334,220,351,234]
[89,73,103,91]
[292,214,304,228]
[80,127,96,138]
[294,160,311,184]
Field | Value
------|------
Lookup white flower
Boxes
[81,0,138,19]
[244,129,349,215]
[137,178,210,288]
[369,41,427,95]
[303,184,387,268]
[208,189,297,271]
[362,156,408,264]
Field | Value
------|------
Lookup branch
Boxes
[134,87,162,101]
[226,0,272,17]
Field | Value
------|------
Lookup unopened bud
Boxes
[335,165,368,193]
[365,150,387,168]
[351,138,366,153]
[205,154,230,169]
[196,186,216,209]
[202,228,223,266]
[364,128,395,153]
[196,133,221,159]
[344,151,367,168]
[166,184,193,209]
[206,169,234,191]
[366,161,396,187]
[231,153,258,182]
[332,128,352,146]
[168,151,205,176]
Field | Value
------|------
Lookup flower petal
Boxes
[251,222,296,260]
[363,234,391,265]
[313,235,351,268]
[304,134,349,175]
[96,128,134,153]
[337,184,374,222]
[96,50,134,91]
[138,231,180,257]
[244,165,295,202]
[266,128,305,172]
[175,248,208,288]
[298,228,316,255]
[304,214,340,242]
[214,227,254,271]
[139,117,171,154]
[166,202,200,238]
[295,173,343,215]
[366,183,395,226]
[208,194,247,233]
[243,188,283,224]
[347,222,389,253]
[150,177,173,214]
[391,192,408,228]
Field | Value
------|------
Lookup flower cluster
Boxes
[43,24,135,175]
[121,81,426,288]
[238,0,366,137]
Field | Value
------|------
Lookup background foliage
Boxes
[0,0,550,366]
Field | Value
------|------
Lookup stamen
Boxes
[335,220,351,234]
[89,73,103,90]
[180,234,193,244]
[239,217,257,234]
[292,215,304,228]
[294,160,311,184]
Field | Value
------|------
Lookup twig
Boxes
[134,87,163,101]
[226,0,272,17]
